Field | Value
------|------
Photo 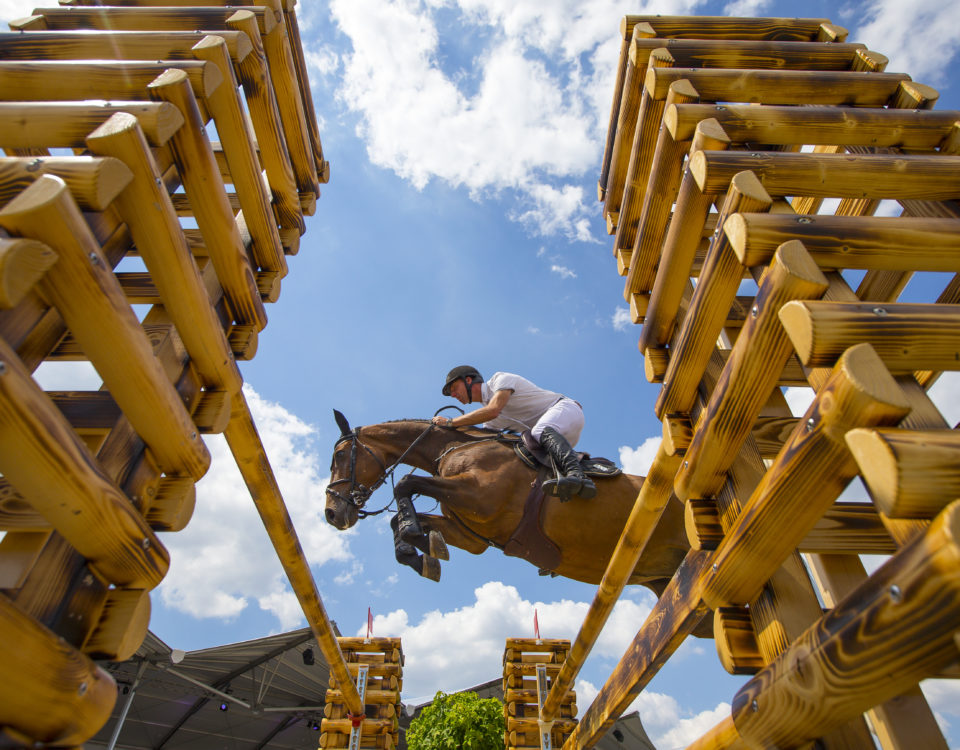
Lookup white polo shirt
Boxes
[480,372,563,432]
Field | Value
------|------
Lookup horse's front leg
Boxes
[389,473,450,582]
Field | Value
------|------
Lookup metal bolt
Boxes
[26,158,43,172]
[751,699,759,713]
[191,431,197,440]
[797,217,813,224]
[751,152,762,158]
[890,584,902,603]
[83,574,94,587]
[714,105,726,111]
[750,305,758,318]
[806,417,815,432]
[78,682,88,696]
[88,252,101,266]
[142,538,151,550]
[684,460,689,468]
[873,307,887,316]
[712,563,718,573]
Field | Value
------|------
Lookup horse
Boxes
[324,412,692,600]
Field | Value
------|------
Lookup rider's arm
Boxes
[450,389,512,427]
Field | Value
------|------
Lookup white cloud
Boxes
[723,0,771,15]
[922,678,960,741]
[551,264,577,279]
[157,385,353,626]
[619,437,661,474]
[576,678,730,750]
[928,371,960,427]
[854,0,960,85]
[783,386,815,417]
[358,580,654,700]
[612,306,631,331]
[328,0,706,239]
[32,361,103,391]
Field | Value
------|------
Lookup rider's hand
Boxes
[431,416,454,427]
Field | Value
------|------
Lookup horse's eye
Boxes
[335,450,344,460]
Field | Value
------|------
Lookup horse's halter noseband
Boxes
[325,428,389,517]
[325,423,442,518]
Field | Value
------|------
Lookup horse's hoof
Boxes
[428,530,449,561]
[421,555,441,582]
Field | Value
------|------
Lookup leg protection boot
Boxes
[395,495,424,542]
[391,514,441,581]
[539,427,597,500]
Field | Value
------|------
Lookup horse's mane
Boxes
[371,418,508,442]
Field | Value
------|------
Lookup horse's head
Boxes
[324,410,387,530]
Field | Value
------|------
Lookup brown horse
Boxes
[324,413,691,598]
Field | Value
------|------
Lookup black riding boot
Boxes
[396,496,424,542]
[539,427,597,501]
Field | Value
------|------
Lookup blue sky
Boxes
[5,0,960,746]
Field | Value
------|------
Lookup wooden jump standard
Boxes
[540,14,959,750]
[0,2,373,746]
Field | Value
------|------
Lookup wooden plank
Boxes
[34,5,277,35]
[624,16,831,40]
[631,38,867,71]
[0,237,56,310]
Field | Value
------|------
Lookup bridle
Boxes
[325,423,441,518]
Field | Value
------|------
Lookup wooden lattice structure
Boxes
[321,637,404,750]
[534,15,960,750]
[0,1,391,747]
[503,638,577,750]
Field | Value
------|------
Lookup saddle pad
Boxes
[514,442,622,478]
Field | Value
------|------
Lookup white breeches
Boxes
[531,398,584,447]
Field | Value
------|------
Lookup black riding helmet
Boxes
[442,365,483,399]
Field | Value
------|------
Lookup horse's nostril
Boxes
[325,508,336,524]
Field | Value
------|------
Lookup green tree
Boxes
[406,691,505,750]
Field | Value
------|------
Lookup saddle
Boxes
[502,432,620,575]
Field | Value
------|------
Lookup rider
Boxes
[431,366,596,500]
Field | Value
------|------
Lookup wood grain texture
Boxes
[702,344,910,608]
[0,592,116,746]
[732,500,960,749]
[780,300,960,372]
[0,176,211,479]
[846,428,960,518]
[0,237,56,309]
[0,155,131,212]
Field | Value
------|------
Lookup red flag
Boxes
[534,609,540,641]
[367,607,374,639]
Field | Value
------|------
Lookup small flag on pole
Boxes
[366,608,373,641]
[534,609,540,641]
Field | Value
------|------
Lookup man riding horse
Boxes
[432,366,596,500]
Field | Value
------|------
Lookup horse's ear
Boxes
[333,409,351,436]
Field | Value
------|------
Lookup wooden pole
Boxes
[674,241,829,502]
[34,5,278,34]
[732,499,960,749]
[0,101,184,150]
[84,111,244,395]
[0,592,116,747]
[726,214,960,271]
[702,344,910,609]
[0,155,133,212]
[0,237,57,309]
[191,34,287,275]
[846,428,960,519]
[149,67,268,331]
[620,16,831,40]
[0,175,211,480]
[0,335,169,588]
[630,38,867,70]
[540,442,683,723]
[779,300,960,372]
[223,390,364,716]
